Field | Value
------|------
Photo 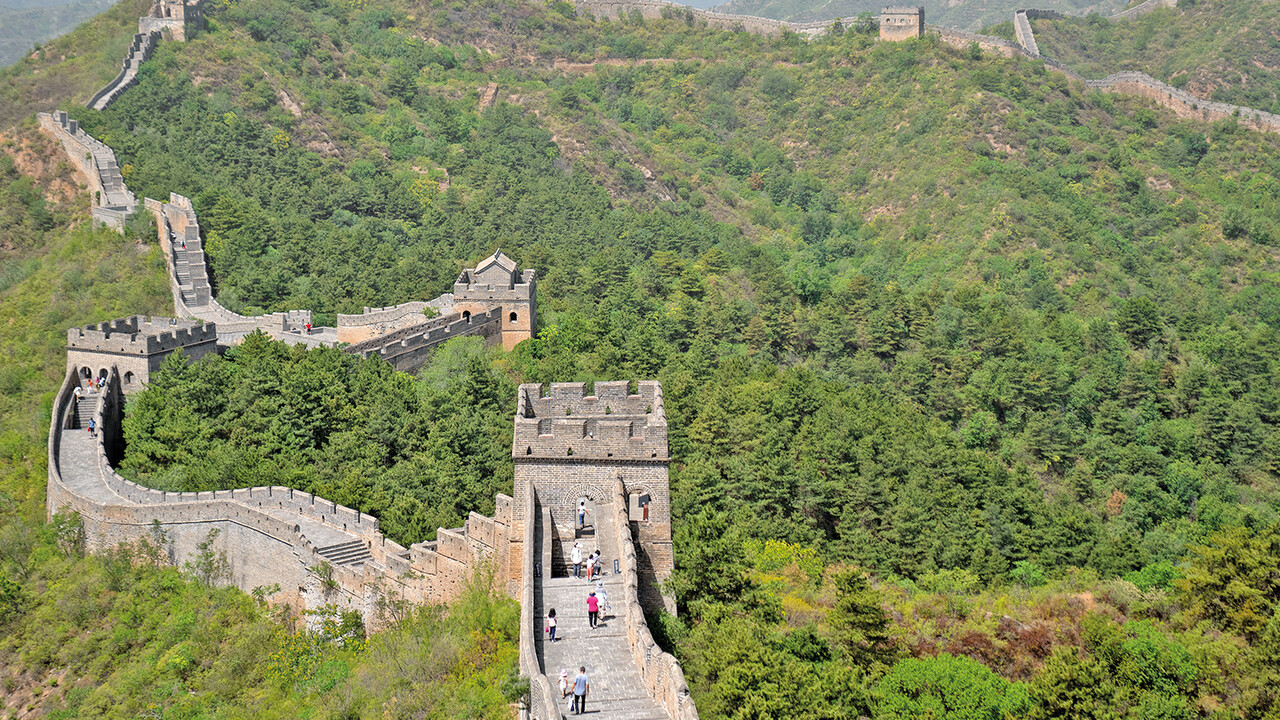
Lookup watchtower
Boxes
[512,381,674,612]
[880,6,924,40]
[66,316,217,393]
[139,0,206,41]
[453,250,537,351]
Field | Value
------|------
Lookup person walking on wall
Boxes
[87,417,96,437]
[559,668,569,698]
[546,608,558,642]
[585,551,596,582]
[572,666,589,715]
[571,542,583,578]
[596,580,611,617]
[587,590,600,629]
[577,500,588,529]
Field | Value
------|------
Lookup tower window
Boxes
[509,311,518,323]
[462,311,471,323]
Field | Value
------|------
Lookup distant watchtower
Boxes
[139,0,206,41]
[880,6,924,40]
[66,316,217,393]
[513,381,674,613]
[453,250,537,351]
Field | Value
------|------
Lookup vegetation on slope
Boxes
[3,0,1280,716]
[1025,0,1280,113]
[0,521,520,719]
[0,0,115,70]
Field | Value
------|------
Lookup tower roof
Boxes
[475,249,517,275]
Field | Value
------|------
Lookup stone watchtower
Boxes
[139,0,206,41]
[66,316,217,393]
[880,6,924,40]
[453,250,537,351]
[513,381,674,612]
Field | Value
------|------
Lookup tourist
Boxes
[577,500,588,529]
[546,607,558,643]
[571,542,583,578]
[305,322,312,335]
[87,418,96,437]
[558,668,569,698]
[74,385,83,401]
[585,551,596,581]
[572,666,589,715]
[596,580,611,616]
[587,590,599,629]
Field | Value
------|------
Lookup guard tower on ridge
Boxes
[453,249,537,351]
[880,6,924,40]
[139,0,206,41]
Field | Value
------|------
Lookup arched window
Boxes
[124,371,135,386]
[99,368,108,380]
[80,367,91,380]
[509,311,518,323]
[462,311,471,323]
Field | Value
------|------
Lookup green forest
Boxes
[2,0,1280,716]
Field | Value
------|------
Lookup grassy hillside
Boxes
[0,0,115,69]
[3,0,1280,717]
[0,0,151,129]
[1028,0,1280,113]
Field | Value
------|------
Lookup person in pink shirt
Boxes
[587,591,600,629]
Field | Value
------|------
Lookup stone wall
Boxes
[87,31,159,111]
[608,478,697,720]
[345,308,504,372]
[1086,72,1280,133]
[48,364,517,627]
[1109,0,1176,21]
[572,0,852,36]
[520,491,560,720]
[36,111,137,230]
[335,298,454,344]
[1013,11,1039,56]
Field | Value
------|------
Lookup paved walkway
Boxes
[535,504,668,720]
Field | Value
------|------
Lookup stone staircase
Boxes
[88,31,160,111]
[315,539,373,568]
[534,503,670,720]
[71,394,99,429]
[169,229,213,307]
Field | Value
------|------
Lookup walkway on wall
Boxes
[533,502,670,720]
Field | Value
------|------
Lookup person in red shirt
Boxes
[587,591,600,629]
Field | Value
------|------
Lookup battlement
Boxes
[513,381,668,461]
[335,296,454,344]
[67,315,217,355]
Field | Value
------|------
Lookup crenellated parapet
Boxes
[514,381,668,462]
[66,315,217,391]
[335,297,454,344]
[36,111,137,230]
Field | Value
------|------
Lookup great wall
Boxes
[34,0,1280,717]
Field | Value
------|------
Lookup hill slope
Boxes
[1028,0,1280,112]
[4,0,1280,718]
